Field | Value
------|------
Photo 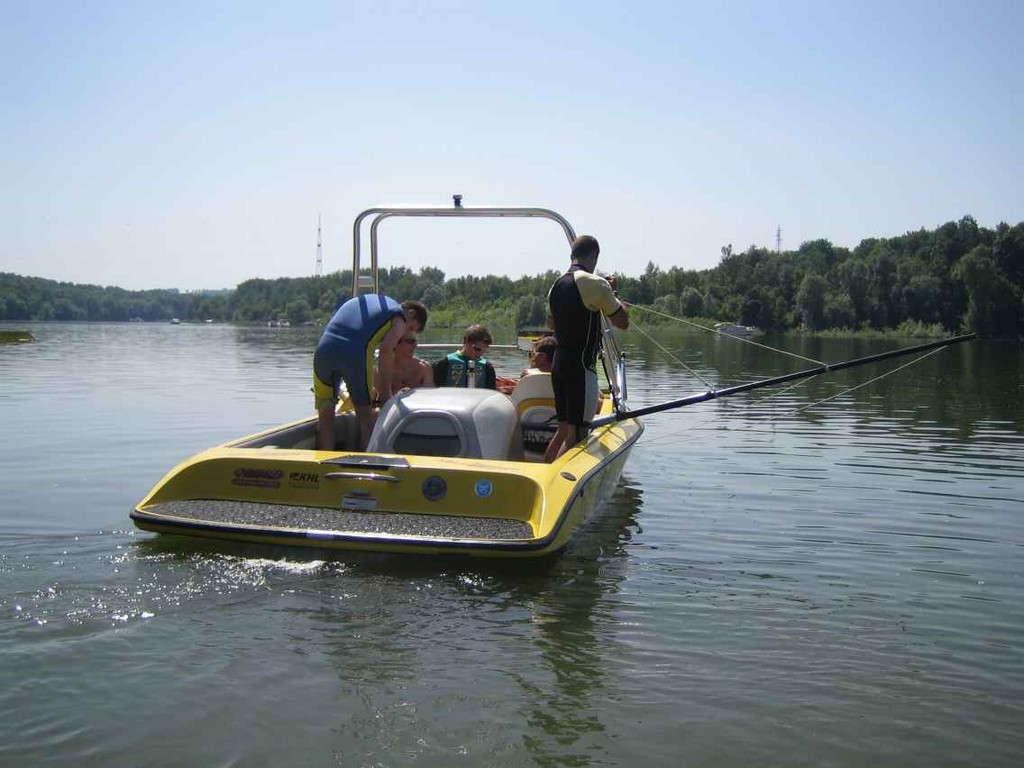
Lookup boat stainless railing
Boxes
[599,317,628,415]
[350,195,577,296]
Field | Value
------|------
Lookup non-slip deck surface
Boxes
[146,500,534,540]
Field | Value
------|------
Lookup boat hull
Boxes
[132,409,642,558]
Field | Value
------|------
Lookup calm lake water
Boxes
[1,321,1022,767]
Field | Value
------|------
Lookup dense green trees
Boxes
[2,215,1021,336]
[609,215,1021,337]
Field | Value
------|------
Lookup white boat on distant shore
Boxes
[169,318,181,325]
[713,322,760,339]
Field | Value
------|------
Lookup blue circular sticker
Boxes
[474,479,493,498]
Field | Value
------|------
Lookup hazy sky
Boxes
[2,1,1021,291]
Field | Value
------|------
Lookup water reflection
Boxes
[245,480,642,763]
[130,477,646,763]
[486,480,644,764]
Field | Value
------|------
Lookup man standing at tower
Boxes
[545,235,629,461]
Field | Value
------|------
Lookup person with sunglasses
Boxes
[520,334,557,378]
[377,331,434,394]
[494,334,555,394]
[432,324,498,389]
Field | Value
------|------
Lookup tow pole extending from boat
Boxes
[593,333,976,426]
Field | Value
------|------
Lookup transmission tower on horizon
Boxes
[775,225,782,253]
[315,214,323,277]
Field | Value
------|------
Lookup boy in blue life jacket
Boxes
[432,324,498,389]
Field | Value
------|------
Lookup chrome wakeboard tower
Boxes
[350,195,577,296]
[346,194,630,417]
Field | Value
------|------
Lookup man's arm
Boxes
[607,303,629,329]
[578,272,629,329]
[374,317,406,403]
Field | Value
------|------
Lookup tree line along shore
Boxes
[2,216,1021,338]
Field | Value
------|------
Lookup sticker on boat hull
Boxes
[341,491,377,511]
[289,471,320,490]
[232,468,283,488]
[474,479,493,498]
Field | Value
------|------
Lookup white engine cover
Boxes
[367,388,522,460]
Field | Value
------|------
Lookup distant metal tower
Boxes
[315,214,323,277]
[775,225,782,253]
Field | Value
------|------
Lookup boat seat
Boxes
[510,373,557,455]
[519,405,558,455]
[510,372,554,407]
[367,388,522,460]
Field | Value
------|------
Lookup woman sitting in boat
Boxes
[432,324,498,389]
[494,335,555,394]
[313,296,424,450]
[520,334,556,378]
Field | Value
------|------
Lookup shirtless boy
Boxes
[382,332,434,392]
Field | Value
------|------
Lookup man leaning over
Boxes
[313,294,417,450]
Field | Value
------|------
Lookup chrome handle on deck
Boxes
[324,472,399,483]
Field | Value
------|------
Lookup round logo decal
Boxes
[474,479,493,498]
[422,476,447,502]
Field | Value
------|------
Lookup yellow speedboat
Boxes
[132,200,643,557]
